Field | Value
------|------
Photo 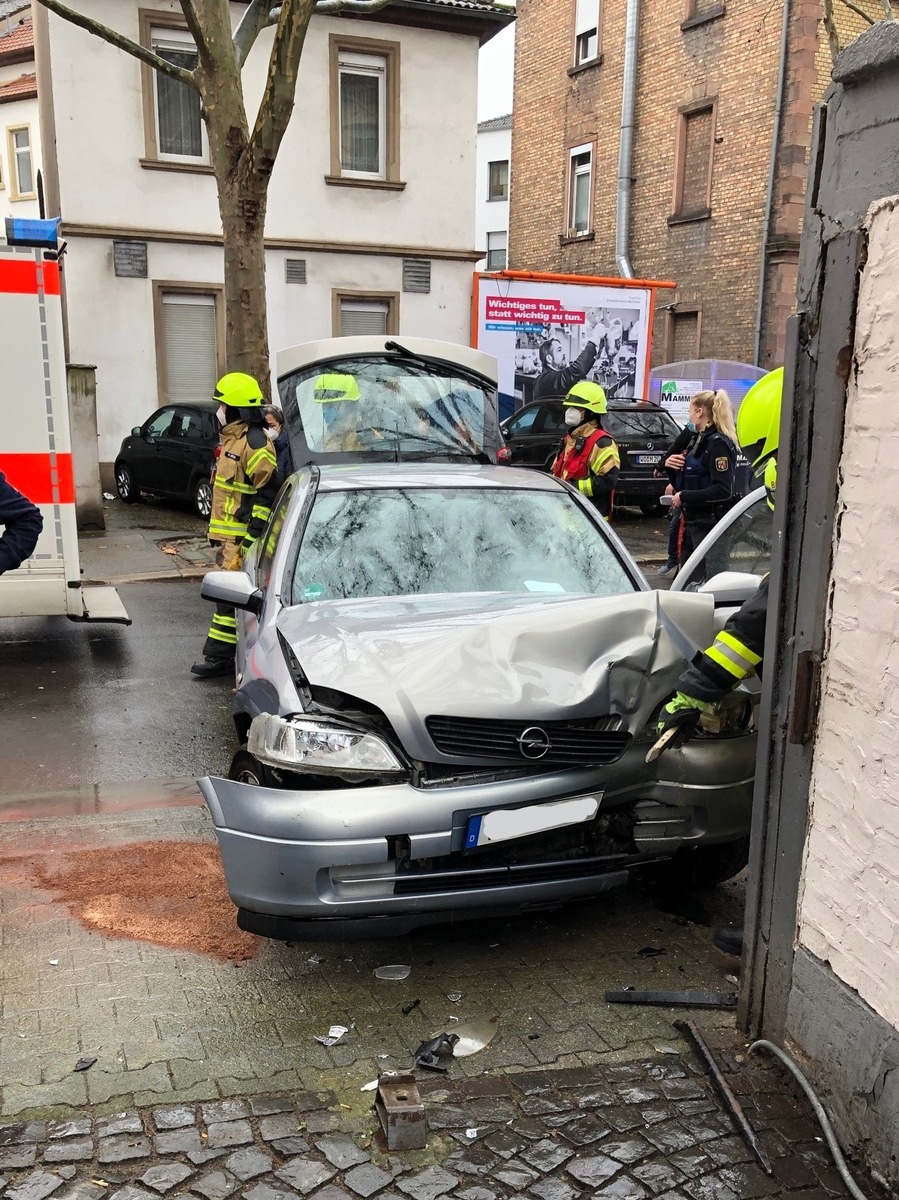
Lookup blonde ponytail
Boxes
[691,389,737,444]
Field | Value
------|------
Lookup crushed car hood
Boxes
[277,591,715,762]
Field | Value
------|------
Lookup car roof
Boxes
[314,462,568,492]
[276,336,498,386]
[160,400,218,412]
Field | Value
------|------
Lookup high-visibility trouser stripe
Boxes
[706,632,761,680]
[251,504,271,522]
[214,478,256,495]
[208,519,248,540]
[247,447,276,474]
[207,613,237,646]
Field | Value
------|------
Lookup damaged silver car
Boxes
[198,464,770,940]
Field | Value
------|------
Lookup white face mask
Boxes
[264,426,278,441]
[564,407,584,427]
[216,404,227,427]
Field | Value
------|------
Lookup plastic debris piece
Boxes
[528,1033,540,1041]
[91,1181,110,1188]
[378,1054,389,1059]
[448,1015,459,1022]
[637,946,667,958]
[452,1016,499,1058]
[48,959,59,966]
[374,964,410,981]
[74,1056,97,1072]
[161,546,179,555]
[446,992,463,1003]
[102,493,115,500]
[465,1129,478,1139]
[361,1079,379,1091]
[314,1024,349,1046]
[414,1032,459,1072]
[308,954,324,965]
[725,974,739,985]
[401,998,421,1016]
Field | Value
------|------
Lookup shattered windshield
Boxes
[291,487,636,603]
[279,355,498,463]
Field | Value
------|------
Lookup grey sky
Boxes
[478,21,515,122]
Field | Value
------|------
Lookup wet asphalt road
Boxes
[0,580,234,798]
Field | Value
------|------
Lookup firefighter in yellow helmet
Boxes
[191,372,279,679]
[313,372,363,451]
[550,380,621,521]
[653,367,782,953]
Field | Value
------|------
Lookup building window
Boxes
[486,231,508,271]
[567,143,593,236]
[672,101,715,221]
[488,159,509,201]
[574,0,601,66]
[140,13,208,168]
[665,307,701,362]
[154,285,224,403]
[332,290,399,337]
[683,0,726,26]
[7,125,34,199]
[329,35,401,185]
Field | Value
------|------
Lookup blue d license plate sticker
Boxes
[465,794,601,849]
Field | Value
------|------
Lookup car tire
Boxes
[193,476,213,519]
[673,835,752,890]
[229,747,270,787]
[114,461,138,503]
[639,500,665,517]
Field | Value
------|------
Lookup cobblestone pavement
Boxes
[0,1058,887,1200]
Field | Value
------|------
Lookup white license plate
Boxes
[634,453,662,465]
[464,794,601,849]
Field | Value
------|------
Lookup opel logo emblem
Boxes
[517,726,551,759]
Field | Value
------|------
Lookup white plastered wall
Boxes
[475,123,510,270]
[797,195,899,1028]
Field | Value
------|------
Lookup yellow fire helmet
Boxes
[566,379,608,415]
[737,367,782,472]
[213,372,264,408]
[313,373,361,403]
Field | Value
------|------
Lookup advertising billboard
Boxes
[472,271,675,419]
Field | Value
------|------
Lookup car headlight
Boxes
[248,712,405,775]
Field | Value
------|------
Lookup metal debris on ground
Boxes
[401,997,421,1015]
[375,1071,427,1151]
[446,991,463,1002]
[636,946,666,958]
[307,953,324,965]
[605,989,738,1008]
[452,1015,499,1056]
[675,1019,773,1175]
[313,1024,349,1046]
[373,964,410,981]
[74,1056,97,1071]
[414,1032,459,1071]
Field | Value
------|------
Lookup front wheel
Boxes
[193,476,213,519]
[114,460,138,503]
[229,747,270,787]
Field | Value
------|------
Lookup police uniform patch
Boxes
[715,456,729,472]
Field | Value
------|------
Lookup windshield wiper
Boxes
[384,339,421,360]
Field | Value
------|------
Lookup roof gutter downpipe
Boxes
[616,0,640,279]
[753,0,791,365]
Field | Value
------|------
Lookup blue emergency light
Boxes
[4,217,61,250]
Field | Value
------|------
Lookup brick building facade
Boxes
[509,0,874,373]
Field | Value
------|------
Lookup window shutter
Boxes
[285,258,307,284]
[575,0,599,36]
[402,259,431,293]
[339,299,390,336]
[162,293,218,401]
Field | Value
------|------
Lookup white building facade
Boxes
[32,0,512,476]
[0,3,41,220]
[474,113,510,272]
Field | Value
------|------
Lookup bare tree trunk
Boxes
[218,175,270,391]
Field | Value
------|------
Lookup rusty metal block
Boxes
[375,1071,427,1151]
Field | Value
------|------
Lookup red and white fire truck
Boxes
[0,220,129,622]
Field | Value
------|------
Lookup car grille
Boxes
[425,715,630,766]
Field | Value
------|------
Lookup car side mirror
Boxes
[132,426,142,437]
[200,570,264,616]
[697,571,762,606]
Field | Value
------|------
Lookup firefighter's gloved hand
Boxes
[224,546,244,571]
[656,692,715,747]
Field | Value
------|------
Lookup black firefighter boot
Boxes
[191,655,234,679]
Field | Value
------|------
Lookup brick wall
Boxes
[511,1,888,374]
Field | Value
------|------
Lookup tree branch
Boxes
[250,0,315,170]
[880,0,896,19]
[178,0,213,60]
[234,0,277,67]
[836,0,876,25]
[33,0,197,86]
[822,0,842,61]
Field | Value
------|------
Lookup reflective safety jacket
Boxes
[676,575,769,704]
[551,420,620,520]
[208,420,278,548]
[0,470,43,575]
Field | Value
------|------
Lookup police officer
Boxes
[550,381,620,521]
[0,470,43,575]
[669,389,740,564]
[191,372,279,679]
[655,368,783,956]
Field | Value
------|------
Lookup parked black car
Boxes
[114,402,219,518]
[499,397,682,515]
